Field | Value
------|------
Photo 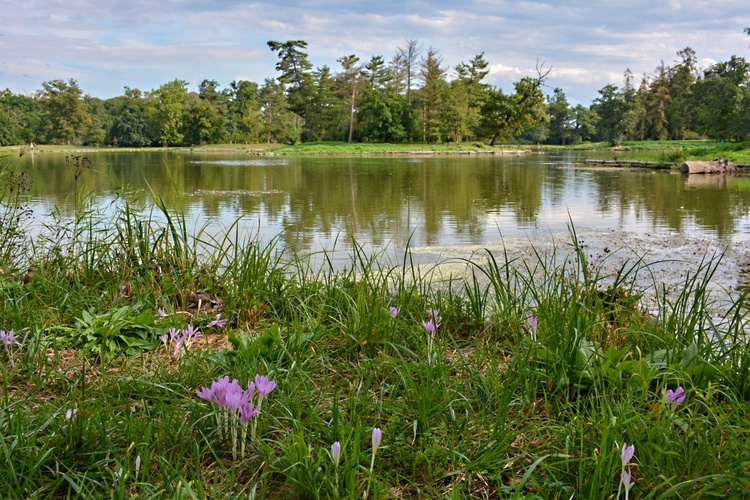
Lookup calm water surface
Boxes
[19,150,750,267]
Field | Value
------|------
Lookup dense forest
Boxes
[0,39,749,148]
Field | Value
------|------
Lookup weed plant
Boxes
[1,176,750,497]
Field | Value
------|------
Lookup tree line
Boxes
[0,39,748,148]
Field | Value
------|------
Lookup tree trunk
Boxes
[348,86,355,143]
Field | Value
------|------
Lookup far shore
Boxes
[3,139,750,165]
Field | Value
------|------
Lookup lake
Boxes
[15,149,750,291]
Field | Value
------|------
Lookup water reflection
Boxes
[15,150,750,256]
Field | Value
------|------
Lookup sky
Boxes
[1,0,748,105]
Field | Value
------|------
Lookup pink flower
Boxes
[389,306,400,318]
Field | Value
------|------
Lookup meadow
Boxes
[2,149,750,499]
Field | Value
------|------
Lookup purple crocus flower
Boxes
[389,306,400,318]
[526,314,538,329]
[617,441,635,467]
[207,313,228,328]
[210,376,231,404]
[183,325,202,340]
[666,386,686,410]
[240,402,259,423]
[423,319,437,334]
[157,307,167,317]
[172,338,185,355]
[621,468,634,493]
[0,330,16,345]
[255,374,277,397]
[427,310,442,327]
[246,381,256,400]
[196,386,214,401]
[224,390,245,412]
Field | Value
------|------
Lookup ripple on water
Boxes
[188,160,290,167]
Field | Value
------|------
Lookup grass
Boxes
[2,159,750,498]
[5,139,750,164]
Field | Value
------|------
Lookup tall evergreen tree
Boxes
[418,47,448,142]
[396,39,422,105]
[338,54,363,143]
[267,40,314,136]
[547,88,573,144]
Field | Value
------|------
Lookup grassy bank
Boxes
[0,141,527,157]
[2,165,750,498]
[4,139,750,165]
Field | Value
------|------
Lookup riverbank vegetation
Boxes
[4,138,750,165]
[2,156,750,497]
[2,36,750,150]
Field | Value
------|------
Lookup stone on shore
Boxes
[680,157,737,174]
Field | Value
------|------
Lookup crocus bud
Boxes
[331,441,341,468]
[372,427,382,455]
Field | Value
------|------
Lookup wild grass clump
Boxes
[2,187,750,497]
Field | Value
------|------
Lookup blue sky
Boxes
[1,0,748,105]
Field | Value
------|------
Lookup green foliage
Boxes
[481,76,549,146]
[259,78,302,144]
[147,79,189,146]
[6,43,750,147]
[267,39,315,132]
[547,87,574,145]
[65,305,159,360]
[38,79,92,145]
[0,90,41,144]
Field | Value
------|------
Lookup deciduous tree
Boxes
[259,78,301,144]
[38,79,92,144]
[480,67,549,146]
